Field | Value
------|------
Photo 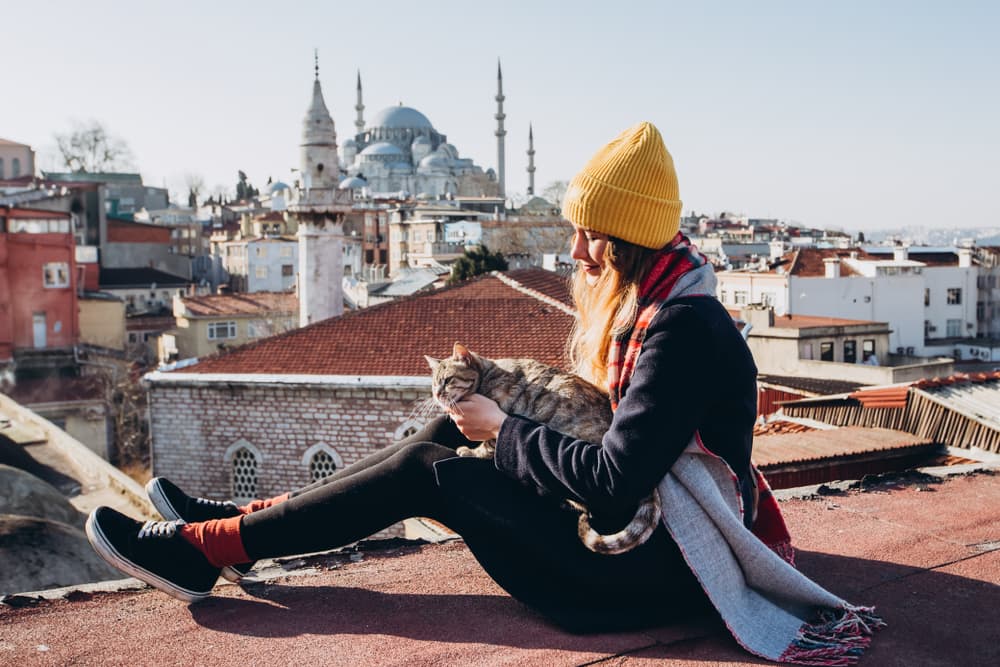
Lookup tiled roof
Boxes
[182,269,575,376]
[107,219,171,244]
[758,374,870,395]
[181,292,297,317]
[752,419,816,437]
[727,309,880,330]
[788,248,869,277]
[753,426,934,467]
[98,268,190,288]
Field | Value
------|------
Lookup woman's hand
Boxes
[449,394,508,441]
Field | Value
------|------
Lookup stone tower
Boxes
[494,60,506,199]
[526,123,535,196]
[293,52,352,326]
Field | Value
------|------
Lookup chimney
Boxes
[893,245,908,262]
[958,248,973,268]
[823,257,841,278]
[740,304,774,330]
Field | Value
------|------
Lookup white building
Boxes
[716,245,981,358]
[217,237,298,293]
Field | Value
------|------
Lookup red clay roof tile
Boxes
[183,269,575,376]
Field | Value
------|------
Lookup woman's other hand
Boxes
[449,394,507,441]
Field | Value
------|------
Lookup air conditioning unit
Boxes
[896,347,904,354]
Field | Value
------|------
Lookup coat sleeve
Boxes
[493,303,715,518]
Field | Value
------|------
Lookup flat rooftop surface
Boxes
[2,470,998,666]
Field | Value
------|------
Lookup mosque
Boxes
[336,69,505,199]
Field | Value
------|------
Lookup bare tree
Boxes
[54,120,134,173]
[542,180,569,207]
[184,172,206,208]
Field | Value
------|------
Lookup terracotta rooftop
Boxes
[727,308,881,330]
[752,425,933,467]
[181,269,575,376]
[181,292,298,318]
[3,469,997,666]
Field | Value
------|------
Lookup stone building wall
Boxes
[148,380,434,539]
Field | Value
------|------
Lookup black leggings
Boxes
[240,417,711,632]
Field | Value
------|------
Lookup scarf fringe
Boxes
[769,538,797,567]
[777,606,886,666]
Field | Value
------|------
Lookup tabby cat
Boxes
[425,342,662,555]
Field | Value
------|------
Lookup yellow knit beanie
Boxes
[562,121,681,249]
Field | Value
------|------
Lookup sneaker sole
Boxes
[85,512,211,604]
[145,479,250,584]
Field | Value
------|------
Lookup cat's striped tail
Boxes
[576,490,662,555]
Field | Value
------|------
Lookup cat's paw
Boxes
[456,445,475,457]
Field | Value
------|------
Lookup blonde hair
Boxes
[569,237,660,388]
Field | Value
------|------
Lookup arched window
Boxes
[301,443,345,482]
[224,439,262,504]
[11,158,20,178]
[394,418,425,442]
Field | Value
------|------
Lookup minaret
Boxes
[354,70,365,137]
[293,51,352,326]
[526,123,536,196]
[494,60,507,199]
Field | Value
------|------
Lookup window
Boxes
[309,450,338,482]
[924,288,930,307]
[43,262,70,288]
[820,342,834,361]
[719,290,728,304]
[733,290,749,305]
[947,288,962,305]
[12,158,21,178]
[862,339,876,362]
[946,319,962,337]
[231,447,258,502]
[255,266,268,279]
[0,158,4,178]
[760,291,776,306]
[208,321,237,340]
[280,246,293,257]
[844,340,857,364]
[281,264,294,277]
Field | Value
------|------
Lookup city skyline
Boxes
[5,0,997,232]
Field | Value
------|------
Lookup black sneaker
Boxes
[145,477,255,582]
[85,506,220,603]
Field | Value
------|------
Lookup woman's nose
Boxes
[570,232,588,260]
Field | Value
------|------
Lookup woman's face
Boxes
[570,226,610,286]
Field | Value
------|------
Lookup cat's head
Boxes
[425,342,483,410]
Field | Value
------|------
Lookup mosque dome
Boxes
[411,135,432,146]
[360,142,405,157]
[268,181,291,195]
[338,176,368,190]
[368,105,434,131]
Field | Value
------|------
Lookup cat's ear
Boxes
[424,355,440,370]
[452,342,468,358]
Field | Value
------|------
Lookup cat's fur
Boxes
[425,342,662,555]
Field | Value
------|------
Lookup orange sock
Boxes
[179,516,250,568]
[239,493,290,514]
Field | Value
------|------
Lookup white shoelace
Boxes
[138,520,185,539]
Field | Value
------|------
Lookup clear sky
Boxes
[5,0,997,232]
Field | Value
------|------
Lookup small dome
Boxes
[268,181,291,195]
[338,176,368,190]
[360,142,405,157]
[368,106,434,131]
[419,153,450,169]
